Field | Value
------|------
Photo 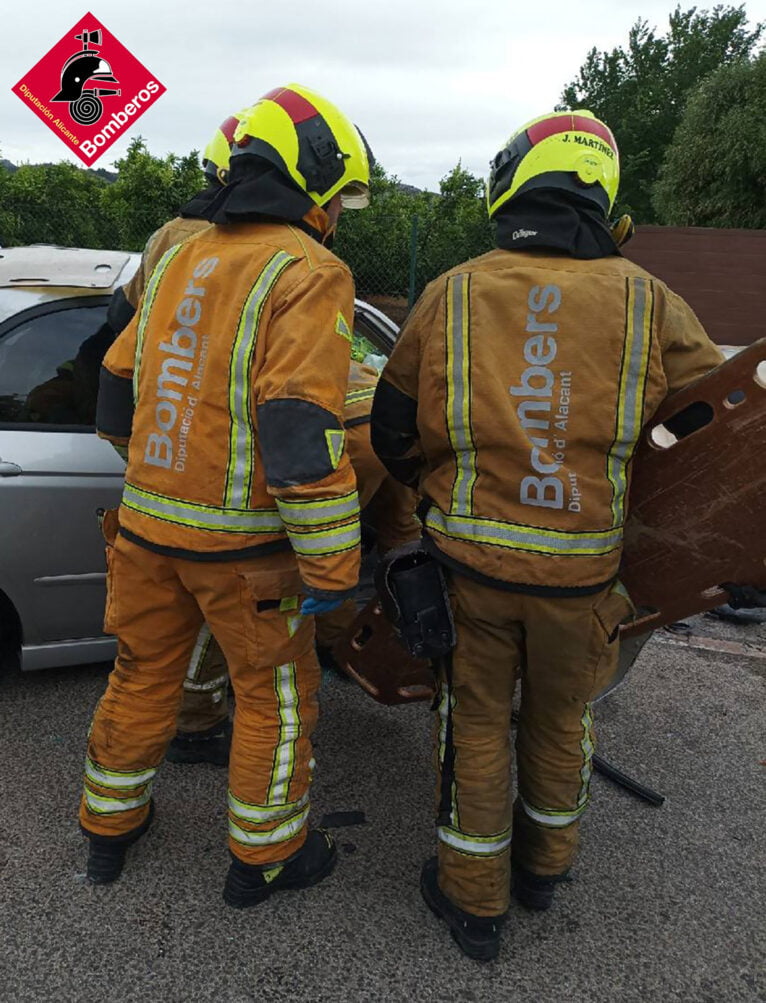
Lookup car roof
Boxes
[0,244,139,291]
[0,244,140,325]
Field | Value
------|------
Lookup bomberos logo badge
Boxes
[12,12,165,166]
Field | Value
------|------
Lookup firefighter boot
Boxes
[166,718,232,767]
[223,829,337,908]
[84,800,155,885]
[420,858,503,962]
[511,864,563,911]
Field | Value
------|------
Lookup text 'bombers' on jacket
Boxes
[372,247,723,595]
[107,216,213,334]
[96,212,361,601]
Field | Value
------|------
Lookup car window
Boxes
[352,314,393,374]
[0,304,111,427]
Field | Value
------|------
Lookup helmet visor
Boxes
[340,181,370,209]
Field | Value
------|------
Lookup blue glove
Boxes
[301,596,345,616]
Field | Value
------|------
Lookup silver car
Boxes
[0,245,398,672]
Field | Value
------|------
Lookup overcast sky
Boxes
[3,0,765,190]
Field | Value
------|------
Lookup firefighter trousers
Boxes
[175,598,357,735]
[80,530,320,866]
[435,571,633,916]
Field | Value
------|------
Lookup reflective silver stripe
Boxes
[276,492,360,528]
[85,758,156,790]
[446,274,477,515]
[519,795,587,828]
[186,625,212,682]
[225,251,295,508]
[183,674,228,694]
[437,826,511,856]
[228,790,309,824]
[229,804,309,846]
[437,686,449,765]
[133,244,183,402]
[607,277,653,526]
[267,662,300,804]
[436,682,458,828]
[123,483,284,534]
[578,704,595,805]
[84,786,152,814]
[286,520,361,556]
[426,508,622,556]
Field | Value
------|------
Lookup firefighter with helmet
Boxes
[371,110,723,961]
[80,84,373,908]
[107,107,253,334]
[104,108,417,766]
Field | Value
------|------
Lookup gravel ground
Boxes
[0,624,764,1003]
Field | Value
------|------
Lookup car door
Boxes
[0,297,124,649]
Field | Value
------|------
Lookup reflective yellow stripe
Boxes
[267,662,300,804]
[123,482,284,534]
[85,758,156,790]
[186,625,212,682]
[344,387,375,407]
[445,274,477,515]
[276,492,360,528]
[519,795,588,828]
[426,508,622,556]
[606,277,653,526]
[286,520,361,557]
[84,786,152,815]
[437,825,511,857]
[228,790,309,824]
[225,251,296,508]
[133,244,183,403]
[578,704,595,805]
[229,804,309,846]
[436,683,458,828]
[183,674,228,694]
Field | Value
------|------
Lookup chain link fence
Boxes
[1,204,495,329]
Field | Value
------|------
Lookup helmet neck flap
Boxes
[199,153,331,242]
[493,188,619,260]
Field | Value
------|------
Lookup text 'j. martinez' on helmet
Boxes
[231,83,373,209]
[202,106,254,185]
[487,110,619,219]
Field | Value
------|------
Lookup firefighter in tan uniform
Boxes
[80,85,374,908]
[107,109,251,336]
[103,109,253,760]
[169,359,420,764]
[371,110,724,961]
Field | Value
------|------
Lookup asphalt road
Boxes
[1,616,764,1003]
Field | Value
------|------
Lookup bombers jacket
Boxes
[371,247,723,594]
[97,213,360,600]
[107,216,211,334]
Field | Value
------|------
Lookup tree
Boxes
[415,164,492,289]
[654,53,766,226]
[100,137,203,251]
[559,5,763,221]
[0,162,109,247]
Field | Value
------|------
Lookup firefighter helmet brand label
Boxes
[12,12,165,166]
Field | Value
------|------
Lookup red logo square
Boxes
[12,12,166,166]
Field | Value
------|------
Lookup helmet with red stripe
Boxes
[231,84,373,209]
[487,110,619,219]
[203,107,253,185]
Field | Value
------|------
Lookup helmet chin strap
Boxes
[322,224,336,249]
